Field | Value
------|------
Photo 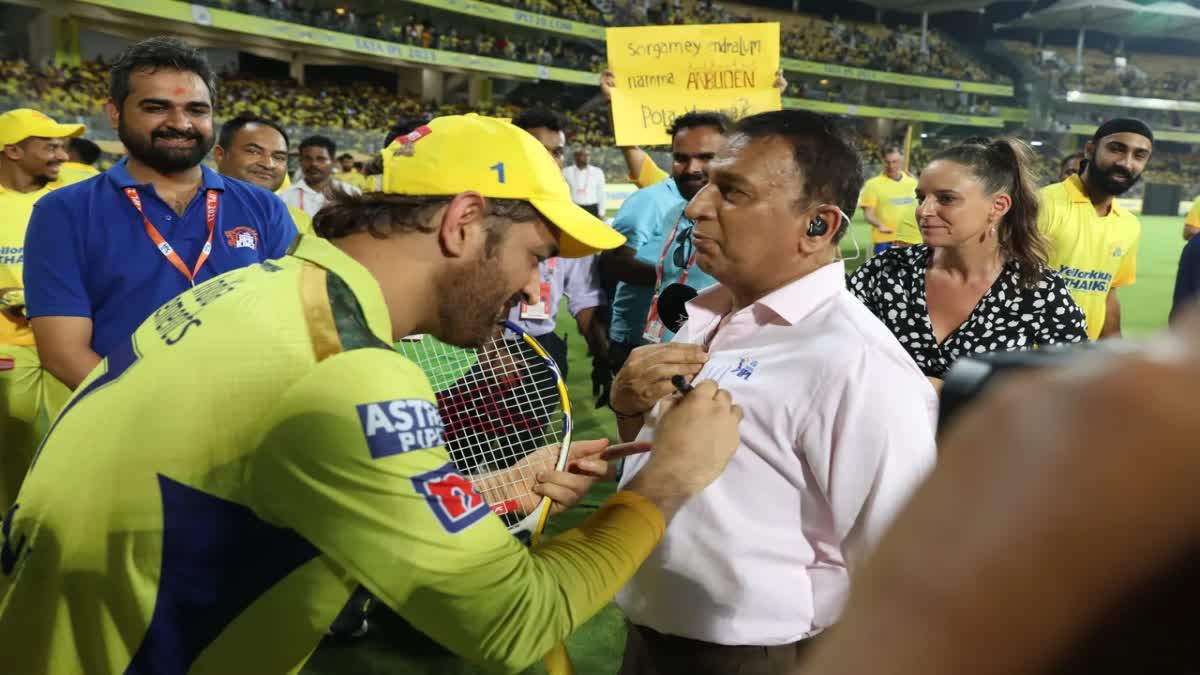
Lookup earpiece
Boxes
[807,217,829,237]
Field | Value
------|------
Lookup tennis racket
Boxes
[398,321,578,674]
[396,320,572,543]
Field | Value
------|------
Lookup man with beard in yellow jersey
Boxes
[0,108,83,508]
[0,114,745,675]
[860,146,920,256]
[1039,118,1152,340]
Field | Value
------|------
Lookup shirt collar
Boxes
[665,176,683,199]
[295,179,324,195]
[0,181,51,197]
[684,260,847,340]
[1063,173,1124,216]
[880,170,910,181]
[107,156,226,192]
[288,234,394,344]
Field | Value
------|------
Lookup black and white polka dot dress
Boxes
[848,245,1089,378]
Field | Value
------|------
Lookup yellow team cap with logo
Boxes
[381,113,624,258]
[0,108,85,147]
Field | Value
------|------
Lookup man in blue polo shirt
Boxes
[24,37,296,389]
[599,111,729,372]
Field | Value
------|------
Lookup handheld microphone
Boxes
[656,283,698,333]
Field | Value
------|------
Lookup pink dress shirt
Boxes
[617,260,937,645]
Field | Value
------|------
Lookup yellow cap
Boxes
[0,108,85,147]
[381,114,624,258]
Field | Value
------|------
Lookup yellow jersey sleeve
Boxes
[251,348,664,673]
[1187,199,1200,228]
[1036,184,1062,234]
[632,154,670,189]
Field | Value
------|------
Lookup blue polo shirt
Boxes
[608,178,684,344]
[23,158,298,357]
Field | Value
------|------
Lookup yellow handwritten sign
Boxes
[606,23,780,146]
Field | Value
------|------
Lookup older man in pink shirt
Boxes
[608,110,937,675]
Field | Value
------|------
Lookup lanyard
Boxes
[124,187,217,287]
[652,211,697,299]
[642,211,698,342]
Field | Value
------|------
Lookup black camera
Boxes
[938,342,1133,432]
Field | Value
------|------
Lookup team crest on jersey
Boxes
[224,226,259,251]
[357,399,444,459]
[412,463,489,533]
[733,356,759,380]
[1110,244,1124,258]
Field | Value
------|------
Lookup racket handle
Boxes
[598,441,652,461]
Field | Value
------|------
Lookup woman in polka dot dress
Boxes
[849,137,1088,390]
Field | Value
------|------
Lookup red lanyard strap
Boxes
[652,211,698,297]
[124,187,217,286]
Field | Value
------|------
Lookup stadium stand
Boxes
[0,58,643,179]
[1011,40,1200,100]
[188,0,1006,83]
[16,55,1191,197]
[193,0,604,70]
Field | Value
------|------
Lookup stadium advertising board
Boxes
[606,23,781,146]
[780,58,1014,97]
[403,0,606,40]
[1064,91,1200,113]
[783,97,1003,128]
[77,0,596,85]
[1068,124,1200,144]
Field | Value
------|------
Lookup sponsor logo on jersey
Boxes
[1058,265,1113,293]
[357,399,445,459]
[411,463,489,533]
[224,226,260,251]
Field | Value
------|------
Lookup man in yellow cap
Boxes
[0,113,746,675]
[0,107,83,508]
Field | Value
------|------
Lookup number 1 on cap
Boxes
[489,162,506,184]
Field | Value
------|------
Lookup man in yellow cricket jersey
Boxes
[1182,195,1200,241]
[860,145,920,256]
[336,152,368,190]
[0,108,82,508]
[1039,118,1152,340]
[214,113,314,235]
[0,114,744,675]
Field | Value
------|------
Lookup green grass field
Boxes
[302,214,1184,675]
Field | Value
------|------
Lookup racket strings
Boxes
[395,333,566,523]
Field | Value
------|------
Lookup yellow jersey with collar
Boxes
[1038,174,1140,340]
[0,235,663,675]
